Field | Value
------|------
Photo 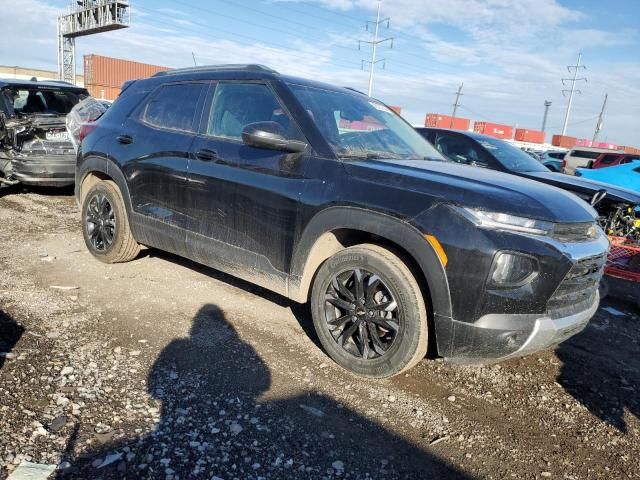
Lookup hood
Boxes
[523,171,640,205]
[344,159,597,223]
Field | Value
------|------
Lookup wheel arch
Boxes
[288,207,452,322]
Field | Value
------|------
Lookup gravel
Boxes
[0,188,639,479]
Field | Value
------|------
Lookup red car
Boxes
[592,152,640,169]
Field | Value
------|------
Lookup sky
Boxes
[1,0,639,146]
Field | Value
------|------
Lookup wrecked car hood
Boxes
[343,158,597,224]
[522,171,640,206]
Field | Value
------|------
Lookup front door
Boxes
[186,81,309,290]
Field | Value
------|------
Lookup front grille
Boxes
[551,222,598,243]
[547,253,606,319]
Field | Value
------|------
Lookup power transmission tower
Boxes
[359,1,393,97]
[541,100,552,133]
[57,0,131,85]
[592,93,608,143]
[561,53,587,136]
[450,83,464,127]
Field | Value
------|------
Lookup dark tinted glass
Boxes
[476,136,548,172]
[434,133,488,167]
[143,83,205,132]
[208,83,301,141]
[599,155,618,164]
[571,150,601,159]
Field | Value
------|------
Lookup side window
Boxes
[142,83,205,132]
[599,154,618,165]
[435,134,488,167]
[208,83,301,141]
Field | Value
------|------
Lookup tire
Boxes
[311,244,428,378]
[81,180,140,263]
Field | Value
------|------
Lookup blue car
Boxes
[576,160,640,194]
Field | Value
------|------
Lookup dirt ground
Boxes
[0,186,638,480]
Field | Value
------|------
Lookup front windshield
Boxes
[476,136,549,173]
[289,83,444,161]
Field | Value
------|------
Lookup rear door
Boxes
[186,81,309,286]
[119,81,208,252]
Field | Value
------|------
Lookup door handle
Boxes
[195,149,218,161]
[116,134,133,145]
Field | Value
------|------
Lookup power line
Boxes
[561,53,587,136]
[359,1,393,96]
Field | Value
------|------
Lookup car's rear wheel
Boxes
[82,180,140,263]
[311,244,428,378]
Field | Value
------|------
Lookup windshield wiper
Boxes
[336,150,403,160]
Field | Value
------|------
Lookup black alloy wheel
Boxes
[324,268,400,359]
[85,193,116,252]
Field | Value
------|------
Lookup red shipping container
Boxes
[86,84,122,101]
[514,128,545,144]
[424,113,470,131]
[575,138,592,147]
[593,141,618,150]
[619,146,640,154]
[473,122,513,140]
[84,54,170,89]
[388,106,402,115]
[551,135,577,149]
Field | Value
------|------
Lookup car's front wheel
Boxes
[311,244,429,378]
[81,180,140,263]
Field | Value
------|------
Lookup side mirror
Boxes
[241,122,307,153]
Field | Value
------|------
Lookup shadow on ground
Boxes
[60,304,471,479]
[556,303,639,433]
[0,309,24,371]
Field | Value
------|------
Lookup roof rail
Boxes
[153,64,278,77]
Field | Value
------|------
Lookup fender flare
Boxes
[288,206,452,320]
[75,155,139,239]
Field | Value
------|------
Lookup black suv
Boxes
[77,65,608,378]
[0,79,88,187]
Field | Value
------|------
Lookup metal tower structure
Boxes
[561,53,587,136]
[57,0,131,85]
[359,1,393,97]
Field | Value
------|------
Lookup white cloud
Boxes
[3,0,638,145]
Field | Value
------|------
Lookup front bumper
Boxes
[443,292,599,364]
[9,154,75,187]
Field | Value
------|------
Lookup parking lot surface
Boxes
[1,187,639,479]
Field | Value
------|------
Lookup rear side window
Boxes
[570,150,601,159]
[143,83,206,132]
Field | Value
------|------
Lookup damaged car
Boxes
[416,127,640,240]
[0,79,89,187]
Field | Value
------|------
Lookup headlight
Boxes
[457,207,554,235]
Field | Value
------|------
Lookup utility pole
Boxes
[192,52,198,66]
[541,100,552,133]
[561,53,587,136]
[592,93,608,143]
[450,83,464,127]
[359,1,393,97]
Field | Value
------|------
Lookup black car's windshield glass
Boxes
[8,88,83,115]
[477,136,549,173]
[289,84,444,161]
